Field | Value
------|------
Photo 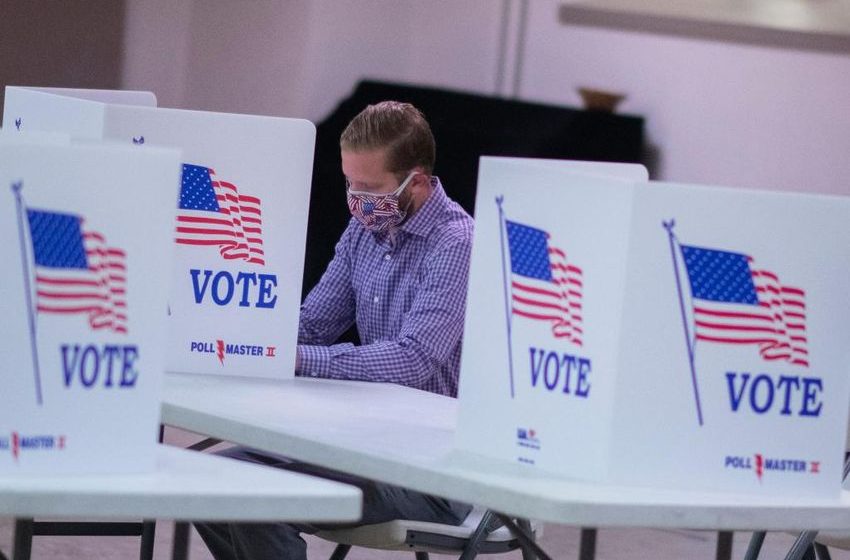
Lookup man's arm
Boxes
[297,235,471,388]
[297,222,357,346]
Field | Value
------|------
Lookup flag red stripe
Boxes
[176,226,239,237]
[176,239,238,246]
[513,307,570,324]
[693,306,773,322]
[37,290,108,301]
[177,215,233,226]
[694,320,780,334]
[696,334,777,345]
[35,276,100,287]
[513,296,578,324]
[38,305,104,314]
[512,281,561,300]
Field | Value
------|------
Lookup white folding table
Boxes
[161,372,850,558]
[0,443,362,560]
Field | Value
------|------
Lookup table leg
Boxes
[716,531,733,560]
[171,522,191,560]
[579,528,597,560]
[12,519,34,560]
[140,520,156,560]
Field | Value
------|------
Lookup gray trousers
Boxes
[194,446,472,560]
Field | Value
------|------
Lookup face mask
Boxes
[346,171,416,232]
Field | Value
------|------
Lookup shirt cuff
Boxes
[296,344,330,377]
[296,343,356,378]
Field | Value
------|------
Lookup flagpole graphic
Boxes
[664,219,703,426]
[12,181,44,406]
[496,195,517,399]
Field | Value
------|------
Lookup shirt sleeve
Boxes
[297,222,357,346]
[297,234,471,388]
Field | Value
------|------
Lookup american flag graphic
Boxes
[506,220,583,345]
[27,209,128,334]
[681,245,808,367]
[175,164,265,265]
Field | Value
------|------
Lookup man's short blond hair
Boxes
[340,101,436,177]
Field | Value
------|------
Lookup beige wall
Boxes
[120,0,850,194]
[121,0,192,109]
[0,0,125,119]
[523,0,850,194]
[121,0,503,120]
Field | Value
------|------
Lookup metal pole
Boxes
[12,519,34,560]
[458,510,495,560]
[511,0,529,98]
[170,522,191,560]
[579,528,597,560]
[743,531,766,560]
[140,521,156,560]
[715,531,733,560]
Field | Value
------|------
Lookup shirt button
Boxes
[373,296,380,304]
[384,253,392,261]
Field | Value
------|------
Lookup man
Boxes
[196,101,474,560]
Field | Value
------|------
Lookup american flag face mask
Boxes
[346,171,416,232]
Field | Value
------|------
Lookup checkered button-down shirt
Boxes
[297,178,473,397]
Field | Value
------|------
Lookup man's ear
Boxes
[413,168,430,188]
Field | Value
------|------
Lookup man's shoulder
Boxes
[426,198,474,250]
[339,216,369,244]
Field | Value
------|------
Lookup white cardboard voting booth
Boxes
[0,137,180,474]
[4,86,315,379]
[456,156,850,498]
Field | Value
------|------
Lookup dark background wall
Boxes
[0,0,125,120]
[307,80,644,300]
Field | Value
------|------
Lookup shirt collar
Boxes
[396,176,447,238]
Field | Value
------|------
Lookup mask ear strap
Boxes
[394,171,418,195]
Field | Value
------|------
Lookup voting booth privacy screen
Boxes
[3,86,315,379]
[0,139,180,474]
[456,157,850,498]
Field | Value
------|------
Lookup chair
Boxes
[315,506,543,560]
